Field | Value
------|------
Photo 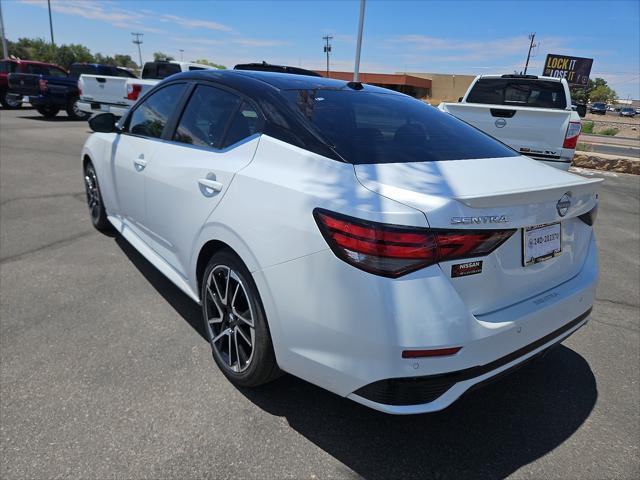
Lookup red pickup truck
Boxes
[0,58,67,109]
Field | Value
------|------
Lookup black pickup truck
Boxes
[7,62,136,120]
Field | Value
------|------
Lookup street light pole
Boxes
[47,0,54,44]
[0,0,8,58]
[322,35,332,76]
[179,49,184,61]
[353,0,366,81]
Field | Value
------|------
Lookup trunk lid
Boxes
[354,156,602,314]
[441,102,572,159]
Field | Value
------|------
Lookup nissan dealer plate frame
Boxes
[522,222,562,266]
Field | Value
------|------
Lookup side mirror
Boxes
[576,104,587,118]
[89,113,119,133]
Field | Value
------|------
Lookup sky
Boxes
[3,0,639,99]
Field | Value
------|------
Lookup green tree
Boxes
[193,58,226,69]
[570,77,617,104]
[153,51,174,61]
[54,43,94,69]
[113,54,137,69]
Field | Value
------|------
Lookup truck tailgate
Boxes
[79,75,129,106]
[441,103,572,159]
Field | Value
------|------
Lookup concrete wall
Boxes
[400,72,476,105]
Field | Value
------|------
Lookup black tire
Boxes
[0,90,22,109]
[36,105,60,118]
[201,250,280,387]
[66,96,90,121]
[83,161,112,232]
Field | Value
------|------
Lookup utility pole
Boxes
[353,0,366,81]
[131,33,144,69]
[322,35,332,76]
[47,0,54,44]
[0,0,8,58]
[523,33,538,75]
[179,49,184,61]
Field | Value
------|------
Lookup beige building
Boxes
[400,72,477,105]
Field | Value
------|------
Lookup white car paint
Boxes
[439,75,582,170]
[82,74,602,414]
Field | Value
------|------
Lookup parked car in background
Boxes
[69,62,137,80]
[6,61,93,119]
[82,69,601,414]
[589,102,607,115]
[635,107,640,114]
[619,107,636,117]
[1,58,66,109]
[439,74,581,170]
[78,60,213,117]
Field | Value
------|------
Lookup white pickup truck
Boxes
[439,74,581,170]
[78,60,214,117]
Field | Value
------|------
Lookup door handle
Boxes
[133,155,147,171]
[198,178,223,193]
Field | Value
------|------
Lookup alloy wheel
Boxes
[204,265,256,373]
[84,165,101,222]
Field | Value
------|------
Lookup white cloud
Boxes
[161,14,234,33]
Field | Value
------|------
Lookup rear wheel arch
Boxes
[196,240,238,294]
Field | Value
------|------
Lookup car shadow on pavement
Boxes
[113,233,597,480]
[20,115,85,122]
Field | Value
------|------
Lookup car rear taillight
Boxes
[38,78,48,93]
[314,209,516,278]
[126,84,142,101]
[563,121,581,149]
[578,204,598,226]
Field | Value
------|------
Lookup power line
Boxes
[131,32,144,69]
[322,35,332,76]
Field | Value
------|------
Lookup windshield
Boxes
[284,89,518,164]
[592,103,606,108]
[466,78,567,109]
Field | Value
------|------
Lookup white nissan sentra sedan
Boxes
[82,69,601,414]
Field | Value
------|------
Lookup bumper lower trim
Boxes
[354,307,592,406]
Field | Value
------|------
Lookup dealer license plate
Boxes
[523,222,561,266]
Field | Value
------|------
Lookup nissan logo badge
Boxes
[495,118,507,128]
[556,192,572,217]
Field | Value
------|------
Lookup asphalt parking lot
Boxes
[1,109,638,479]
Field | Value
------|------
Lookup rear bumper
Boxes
[257,230,598,415]
[77,100,129,117]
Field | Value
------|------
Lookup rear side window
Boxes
[128,83,186,138]
[0,61,17,73]
[24,64,48,75]
[466,79,567,109]
[142,62,181,79]
[47,67,67,78]
[285,90,518,164]
[115,68,137,78]
[69,65,94,77]
[222,103,263,147]
[173,85,241,148]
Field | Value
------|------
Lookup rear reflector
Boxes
[563,121,581,149]
[402,347,462,358]
[314,208,515,278]
[126,84,142,101]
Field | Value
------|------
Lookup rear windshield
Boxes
[142,62,181,80]
[284,90,518,164]
[466,78,567,109]
[592,102,606,108]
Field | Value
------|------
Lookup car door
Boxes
[112,82,187,241]
[143,83,263,278]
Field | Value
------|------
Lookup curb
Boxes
[572,152,639,175]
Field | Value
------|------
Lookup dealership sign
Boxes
[543,54,593,86]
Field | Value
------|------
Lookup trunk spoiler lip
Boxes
[453,177,603,208]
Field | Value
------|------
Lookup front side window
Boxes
[48,67,67,78]
[466,79,567,109]
[128,83,186,138]
[284,89,518,164]
[173,85,241,148]
[0,61,16,73]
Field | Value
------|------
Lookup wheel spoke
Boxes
[233,329,240,371]
[212,327,231,344]
[236,325,252,346]
[227,331,233,366]
[206,286,223,321]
